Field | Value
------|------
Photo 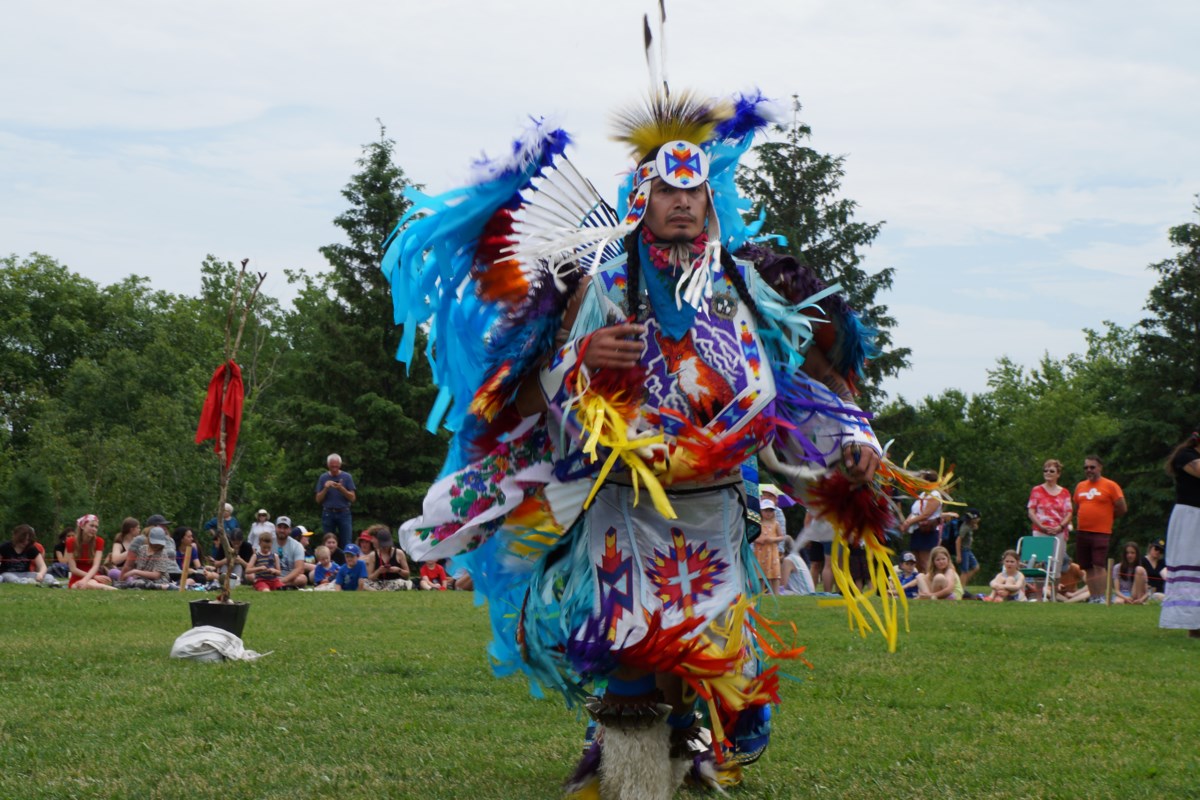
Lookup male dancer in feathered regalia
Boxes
[382,15,942,799]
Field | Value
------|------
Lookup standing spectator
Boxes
[902,470,943,572]
[0,524,59,586]
[753,499,786,594]
[118,526,174,589]
[66,515,115,590]
[1073,455,1127,603]
[1160,431,1200,637]
[315,453,357,548]
[802,540,825,593]
[1028,458,1073,573]
[956,509,982,586]
[203,503,240,537]
[248,509,274,548]
[1111,542,1149,605]
[419,559,451,591]
[275,523,309,590]
[1141,539,1167,599]
[362,527,411,591]
[105,518,140,582]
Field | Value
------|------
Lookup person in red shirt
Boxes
[1073,455,1127,601]
[66,514,117,590]
[419,559,451,591]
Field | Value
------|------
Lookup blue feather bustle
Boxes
[381,120,580,475]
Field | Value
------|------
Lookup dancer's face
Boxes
[644,179,707,243]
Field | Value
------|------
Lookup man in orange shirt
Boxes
[1074,455,1128,601]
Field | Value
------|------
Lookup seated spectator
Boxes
[312,546,341,591]
[266,515,292,550]
[171,526,216,587]
[203,503,239,537]
[67,515,116,590]
[916,546,962,600]
[50,527,72,579]
[321,532,345,566]
[247,530,283,592]
[986,550,1026,601]
[0,524,59,586]
[890,551,920,599]
[1112,542,1150,605]
[419,559,451,591]
[356,529,376,562]
[334,543,368,591]
[276,524,309,590]
[105,517,140,582]
[130,515,177,555]
[212,528,253,584]
[1054,560,1090,603]
[1141,539,1167,600]
[448,557,473,592]
[778,537,816,597]
[362,527,411,591]
[117,526,174,590]
[248,509,274,548]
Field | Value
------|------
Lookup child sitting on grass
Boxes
[419,559,451,591]
[1112,542,1150,605]
[334,544,367,591]
[917,546,963,600]
[312,545,340,591]
[890,551,920,599]
[986,550,1026,601]
[248,531,283,592]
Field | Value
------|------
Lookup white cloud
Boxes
[1,0,1197,400]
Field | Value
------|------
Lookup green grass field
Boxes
[2,586,1195,800]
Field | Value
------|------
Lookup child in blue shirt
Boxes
[334,544,367,591]
[312,545,340,591]
[894,551,920,599]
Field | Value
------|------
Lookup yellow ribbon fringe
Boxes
[817,533,909,653]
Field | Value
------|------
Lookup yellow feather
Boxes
[611,90,733,160]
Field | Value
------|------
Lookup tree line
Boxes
[2,119,1196,574]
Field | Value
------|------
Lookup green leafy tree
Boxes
[264,126,444,528]
[738,98,910,408]
[1107,200,1200,533]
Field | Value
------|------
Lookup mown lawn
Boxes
[2,586,1195,799]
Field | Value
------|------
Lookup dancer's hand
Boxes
[583,324,645,370]
[842,442,879,485]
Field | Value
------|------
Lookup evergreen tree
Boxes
[737,98,909,408]
[265,126,444,528]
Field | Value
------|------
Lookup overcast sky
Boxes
[3,0,1197,403]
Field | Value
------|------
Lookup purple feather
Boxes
[712,90,782,143]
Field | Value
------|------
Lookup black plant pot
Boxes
[189,599,250,638]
